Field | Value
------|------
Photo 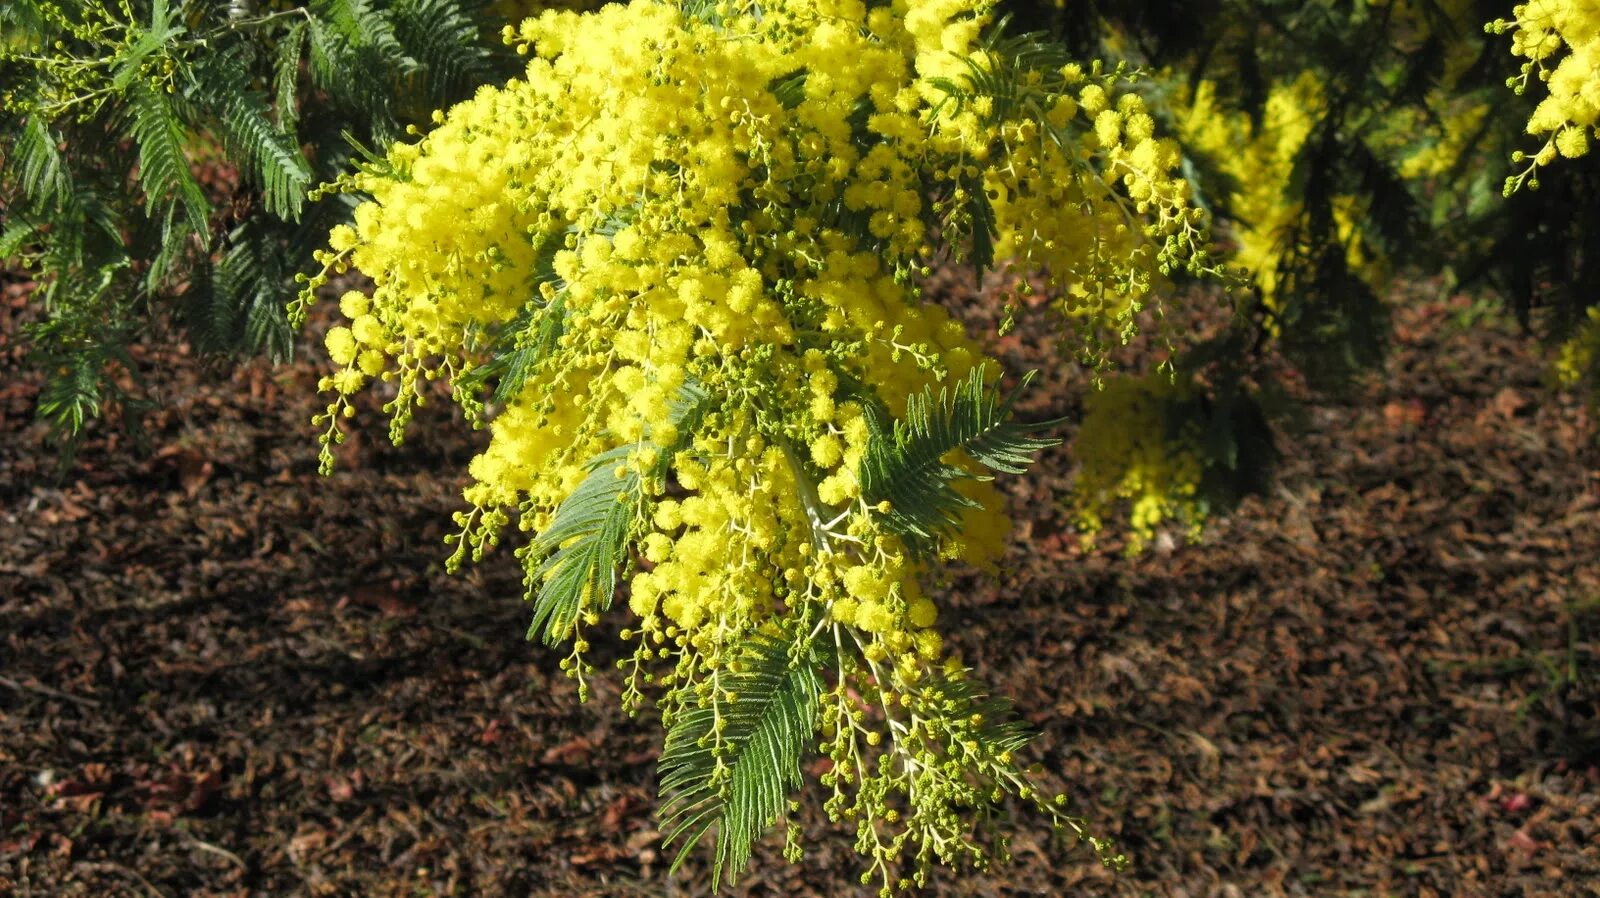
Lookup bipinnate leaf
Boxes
[659,630,822,887]
[858,367,1061,554]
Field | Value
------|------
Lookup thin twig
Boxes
[188,837,247,869]
[75,861,167,898]
[0,675,101,708]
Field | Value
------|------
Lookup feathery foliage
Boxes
[860,368,1061,554]
[191,49,315,221]
[0,0,525,461]
[527,445,643,644]
[659,628,823,887]
[126,78,211,235]
[13,116,71,206]
[524,380,711,643]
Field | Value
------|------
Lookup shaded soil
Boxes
[2,275,1599,898]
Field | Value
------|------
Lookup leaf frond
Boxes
[659,629,822,887]
[526,445,642,644]
[525,381,712,643]
[125,79,210,236]
[858,368,1060,554]
[11,116,72,207]
[189,49,314,220]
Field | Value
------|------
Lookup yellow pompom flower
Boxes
[298,0,1208,888]
[357,350,386,378]
[327,224,357,252]
[350,315,384,347]
[324,327,357,366]
[339,290,370,320]
[1492,0,1600,189]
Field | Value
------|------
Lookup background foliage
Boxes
[976,0,1600,545]
[0,0,521,461]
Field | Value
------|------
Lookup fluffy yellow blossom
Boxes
[350,315,384,347]
[1492,0,1600,189]
[356,349,386,377]
[298,0,1200,888]
[328,368,366,395]
[327,224,357,252]
[338,290,370,320]
[1072,373,1206,552]
[1555,306,1600,385]
[324,327,356,366]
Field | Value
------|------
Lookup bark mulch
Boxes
[2,274,1598,897]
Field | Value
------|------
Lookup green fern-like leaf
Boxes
[526,445,643,644]
[126,79,209,236]
[220,91,313,221]
[491,304,563,404]
[306,4,400,143]
[317,0,411,67]
[655,380,713,477]
[34,347,105,437]
[178,259,231,358]
[188,49,313,220]
[0,219,37,260]
[1344,139,1421,261]
[23,188,109,320]
[659,629,822,887]
[177,221,291,359]
[525,380,713,642]
[466,234,569,404]
[11,116,72,207]
[273,19,308,134]
[391,0,493,105]
[307,0,420,142]
[966,182,998,282]
[34,188,129,314]
[769,69,807,109]
[858,368,1060,554]
[143,202,187,292]
[928,671,1034,758]
[923,23,1088,281]
[217,221,293,359]
[928,25,1073,129]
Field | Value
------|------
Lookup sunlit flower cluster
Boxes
[1555,307,1600,386]
[1177,74,1385,323]
[1070,372,1206,552]
[1491,0,1600,190]
[296,0,1211,887]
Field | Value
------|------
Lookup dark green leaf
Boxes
[858,368,1061,554]
[126,79,210,236]
[659,630,822,887]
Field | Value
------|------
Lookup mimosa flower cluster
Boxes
[296,0,1215,889]
[1490,0,1600,190]
[1177,75,1385,323]
[1556,307,1600,385]
[1071,372,1206,551]
[1489,1,1600,388]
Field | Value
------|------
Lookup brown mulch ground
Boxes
[2,273,1599,898]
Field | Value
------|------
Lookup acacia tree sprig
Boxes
[303,0,1220,889]
[1489,0,1598,192]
